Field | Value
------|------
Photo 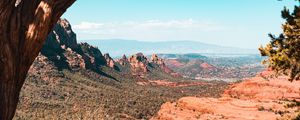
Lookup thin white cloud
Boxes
[135,19,222,31]
[73,22,104,30]
[72,19,233,42]
[74,19,226,32]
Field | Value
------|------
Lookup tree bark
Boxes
[0,0,75,119]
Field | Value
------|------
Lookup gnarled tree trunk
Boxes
[0,0,75,119]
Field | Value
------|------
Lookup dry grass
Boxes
[14,67,228,119]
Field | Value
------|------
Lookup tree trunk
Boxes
[0,0,75,119]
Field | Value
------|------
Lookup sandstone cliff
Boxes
[150,54,181,77]
[128,53,149,76]
[122,53,181,78]
[118,54,129,66]
[104,53,116,68]
[36,18,107,73]
[32,18,179,81]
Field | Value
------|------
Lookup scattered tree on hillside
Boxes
[0,0,75,119]
[259,0,300,81]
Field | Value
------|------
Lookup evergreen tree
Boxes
[259,0,300,81]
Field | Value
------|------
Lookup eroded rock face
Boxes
[36,18,181,80]
[118,54,129,66]
[43,19,78,52]
[79,43,107,70]
[104,53,115,68]
[150,54,164,65]
[129,53,149,75]
[152,71,300,120]
[64,48,86,70]
[150,54,181,77]
[224,72,300,101]
[154,97,281,120]
[55,19,78,50]
[125,53,181,77]
[37,19,107,72]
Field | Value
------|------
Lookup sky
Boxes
[62,0,298,49]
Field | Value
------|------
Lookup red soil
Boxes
[165,59,184,67]
[200,62,215,69]
[137,80,210,87]
[152,71,300,120]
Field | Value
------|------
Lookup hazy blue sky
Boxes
[62,0,297,49]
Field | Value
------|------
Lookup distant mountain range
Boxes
[78,39,259,57]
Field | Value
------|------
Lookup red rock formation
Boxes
[39,19,107,72]
[165,59,184,68]
[40,20,181,80]
[152,71,300,120]
[42,19,78,52]
[55,19,78,49]
[151,54,165,65]
[127,53,181,78]
[104,53,115,68]
[63,48,85,70]
[118,54,129,66]
[79,43,107,70]
[129,53,149,75]
[200,62,215,70]
[151,54,181,77]
[224,75,300,101]
[154,97,281,120]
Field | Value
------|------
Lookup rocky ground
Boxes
[14,68,228,120]
[152,70,300,120]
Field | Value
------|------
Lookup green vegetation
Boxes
[14,67,227,119]
[259,1,300,81]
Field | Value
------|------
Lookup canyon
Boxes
[14,19,227,119]
[13,19,299,120]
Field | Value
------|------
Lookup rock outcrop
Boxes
[129,53,149,75]
[150,54,181,77]
[126,53,181,78]
[152,70,300,120]
[77,43,106,71]
[42,19,78,52]
[118,54,129,66]
[150,54,164,65]
[104,53,115,68]
[32,18,181,81]
[63,48,86,70]
[33,18,107,74]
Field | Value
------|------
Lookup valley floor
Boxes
[14,69,228,120]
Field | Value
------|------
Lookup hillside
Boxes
[80,39,258,57]
[159,54,265,82]
[13,19,228,119]
[152,70,300,120]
